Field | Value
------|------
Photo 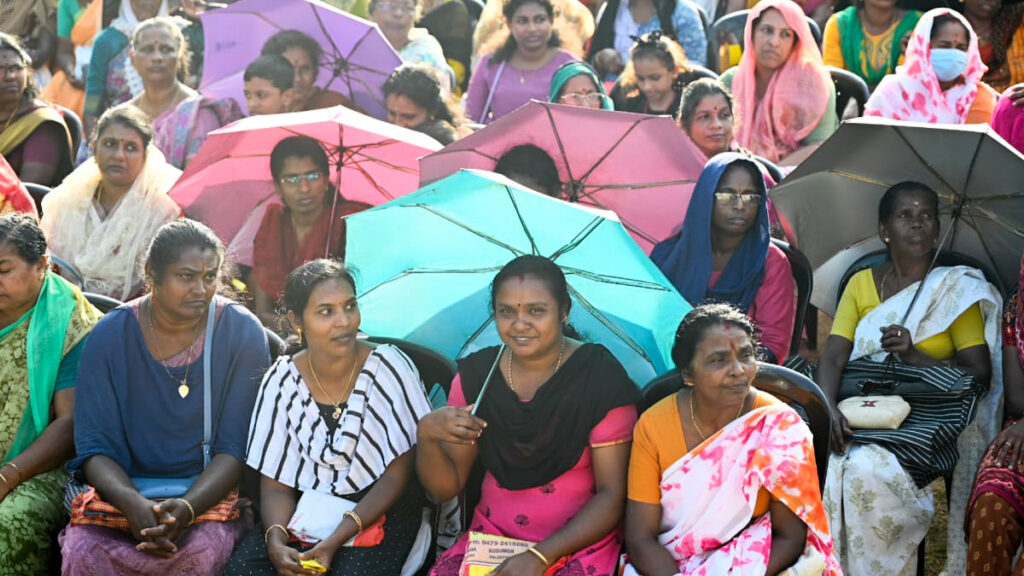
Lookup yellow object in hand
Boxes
[300,558,327,572]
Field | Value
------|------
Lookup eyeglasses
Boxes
[559,92,604,106]
[279,170,324,185]
[376,1,416,13]
[714,191,761,206]
[0,64,25,76]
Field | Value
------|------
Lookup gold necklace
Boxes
[308,351,360,420]
[506,337,566,392]
[689,390,745,441]
[147,298,203,399]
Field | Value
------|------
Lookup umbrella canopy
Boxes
[199,0,401,119]
[168,106,441,260]
[770,117,1024,312]
[345,169,691,385]
[418,101,705,253]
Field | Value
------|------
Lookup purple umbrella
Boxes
[199,0,401,119]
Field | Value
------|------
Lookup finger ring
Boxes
[896,330,901,337]
[1006,442,1013,447]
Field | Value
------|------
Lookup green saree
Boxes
[0,273,100,575]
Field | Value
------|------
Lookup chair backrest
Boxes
[827,66,870,120]
[365,336,457,399]
[708,9,823,73]
[642,362,832,489]
[836,249,1006,307]
[771,239,813,358]
[83,292,123,313]
[55,104,83,154]
[753,154,784,184]
[264,328,287,362]
[24,182,50,215]
[687,64,720,81]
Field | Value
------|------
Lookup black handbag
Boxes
[839,356,983,487]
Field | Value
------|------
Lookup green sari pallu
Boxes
[0,273,100,576]
[837,6,920,87]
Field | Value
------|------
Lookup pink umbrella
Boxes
[169,105,441,263]
[199,0,401,119]
[419,101,706,253]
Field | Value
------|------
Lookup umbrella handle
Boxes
[471,343,506,416]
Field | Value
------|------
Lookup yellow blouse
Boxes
[830,268,986,360]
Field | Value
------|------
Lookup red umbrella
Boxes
[169,106,441,263]
[419,101,705,252]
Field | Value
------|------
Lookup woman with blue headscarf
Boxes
[650,152,795,363]
[548,61,614,110]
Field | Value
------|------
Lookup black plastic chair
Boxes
[771,239,813,359]
[828,66,870,120]
[753,154,784,184]
[264,327,287,362]
[55,104,83,154]
[708,9,823,73]
[642,362,832,489]
[686,63,720,81]
[836,249,1006,305]
[365,336,457,398]
[24,182,50,215]
[83,292,123,313]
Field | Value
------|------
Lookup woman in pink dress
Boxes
[418,255,640,576]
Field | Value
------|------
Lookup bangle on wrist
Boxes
[174,498,196,527]
[265,523,289,545]
[526,546,551,567]
[343,509,363,533]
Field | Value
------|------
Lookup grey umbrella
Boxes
[770,117,1024,312]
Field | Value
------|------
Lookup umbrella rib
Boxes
[458,317,498,358]
[548,217,605,261]
[581,179,699,193]
[968,206,1024,239]
[506,187,541,255]
[560,266,676,292]
[566,284,652,362]
[958,209,1005,283]
[574,118,650,183]
[408,204,528,255]
[891,126,965,197]
[356,266,507,298]
[543,105,578,187]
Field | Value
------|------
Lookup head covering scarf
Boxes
[650,152,770,313]
[40,145,182,301]
[864,9,987,123]
[548,61,614,110]
[731,0,830,163]
[993,88,1024,154]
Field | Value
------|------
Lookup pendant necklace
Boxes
[309,351,360,420]
[147,298,202,399]
[690,390,746,441]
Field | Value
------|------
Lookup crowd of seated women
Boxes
[4,0,1024,574]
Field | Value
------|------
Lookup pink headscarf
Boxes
[993,90,1024,154]
[864,9,987,123]
[731,0,831,163]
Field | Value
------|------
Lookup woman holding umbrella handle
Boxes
[817,181,996,575]
[418,255,640,576]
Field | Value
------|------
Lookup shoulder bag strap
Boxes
[202,297,216,469]
[480,61,507,123]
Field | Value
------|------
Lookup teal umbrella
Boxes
[345,169,691,385]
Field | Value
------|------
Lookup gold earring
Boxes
[296,328,303,340]
[883,237,890,244]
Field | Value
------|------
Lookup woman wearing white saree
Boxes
[624,304,841,576]
[817,180,1001,576]
[41,105,181,301]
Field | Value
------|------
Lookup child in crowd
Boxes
[242,55,296,116]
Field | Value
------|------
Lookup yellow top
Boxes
[830,268,987,360]
[628,389,780,512]
[822,14,906,77]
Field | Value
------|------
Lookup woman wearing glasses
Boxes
[548,61,614,110]
[369,0,455,93]
[650,152,795,364]
[250,136,370,331]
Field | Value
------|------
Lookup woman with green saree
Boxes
[823,0,921,89]
[0,213,102,574]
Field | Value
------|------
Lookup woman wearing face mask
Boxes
[865,9,998,124]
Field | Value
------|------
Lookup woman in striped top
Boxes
[226,259,433,576]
